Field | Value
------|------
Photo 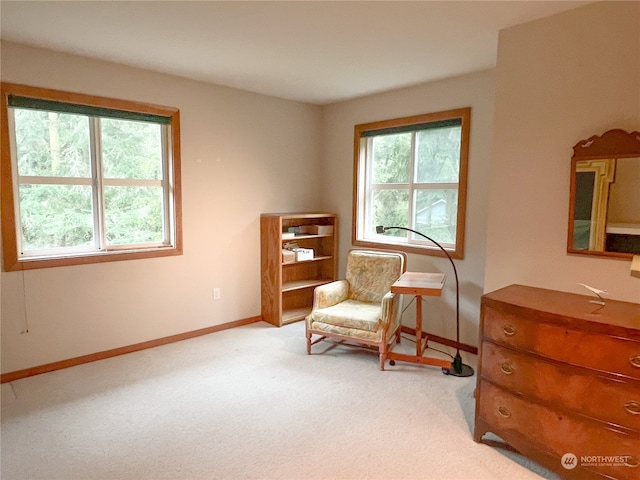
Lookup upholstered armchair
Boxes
[305,249,407,370]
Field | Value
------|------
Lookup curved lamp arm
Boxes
[376,225,472,377]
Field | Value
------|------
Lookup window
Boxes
[353,108,470,259]
[1,83,182,271]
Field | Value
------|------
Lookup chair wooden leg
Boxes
[395,328,401,343]
[379,343,387,371]
[306,331,312,355]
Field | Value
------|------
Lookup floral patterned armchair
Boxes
[305,249,406,370]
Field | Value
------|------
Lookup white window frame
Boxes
[352,108,470,259]
[1,83,183,271]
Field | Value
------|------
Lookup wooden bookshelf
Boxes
[260,213,338,326]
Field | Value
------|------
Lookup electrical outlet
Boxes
[213,288,221,300]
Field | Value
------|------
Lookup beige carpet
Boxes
[1,321,558,480]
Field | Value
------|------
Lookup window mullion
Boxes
[414,182,459,190]
[408,132,417,234]
[363,137,373,237]
[161,125,172,245]
[90,117,107,251]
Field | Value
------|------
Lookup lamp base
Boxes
[442,354,475,377]
[442,363,474,377]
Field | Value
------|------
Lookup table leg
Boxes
[416,295,423,356]
[385,293,452,370]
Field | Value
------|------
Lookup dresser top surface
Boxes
[483,284,640,334]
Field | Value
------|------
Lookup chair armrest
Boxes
[311,280,349,309]
[381,291,402,335]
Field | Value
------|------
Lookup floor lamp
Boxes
[376,225,474,377]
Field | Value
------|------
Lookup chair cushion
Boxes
[308,321,383,343]
[306,299,381,332]
[346,250,403,303]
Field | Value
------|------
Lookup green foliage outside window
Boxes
[15,110,91,177]
[101,118,164,245]
[19,184,94,250]
[104,186,163,245]
[372,133,410,184]
[416,127,461,183]
[13,109,165,251]
[368,126,461,245]
[354,108,469,258]
[101,118,162,180]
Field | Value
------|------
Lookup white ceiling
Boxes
[0,1,591,105]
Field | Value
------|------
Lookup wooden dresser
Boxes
[474,284,640,480]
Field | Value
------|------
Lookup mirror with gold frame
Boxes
[568,129,640,258]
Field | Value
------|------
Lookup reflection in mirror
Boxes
[606,157,640,253]
[572,159,614,251]
[568,129,640,258]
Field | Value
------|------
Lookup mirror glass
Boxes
[568,130,640,258]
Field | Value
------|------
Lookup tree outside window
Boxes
[1,83,182,271]
[353,108,470,259]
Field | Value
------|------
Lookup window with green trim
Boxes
[1,83,182,270]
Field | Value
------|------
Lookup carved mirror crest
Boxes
[568,129,640,258]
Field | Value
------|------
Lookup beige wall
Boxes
[2,0,639,375]
[485,0,640,302]
[1,41,323,373]
[321,70,496,348]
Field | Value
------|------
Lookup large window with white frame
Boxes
[1,83,182,271]
[353,108,470,259]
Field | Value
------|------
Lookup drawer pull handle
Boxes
[630,355,640,369]
[503,325,516,336]
[500,363,514,375]
[624,401,640,415]
[497,406,511,418]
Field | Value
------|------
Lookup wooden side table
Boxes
[386,271,453,369]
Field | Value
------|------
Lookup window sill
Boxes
[353,239,463,260]
[4,246,182,272]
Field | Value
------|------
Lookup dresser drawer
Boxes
[481,342,640,432]
[477,381,640,480]
[483,306,640,380]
